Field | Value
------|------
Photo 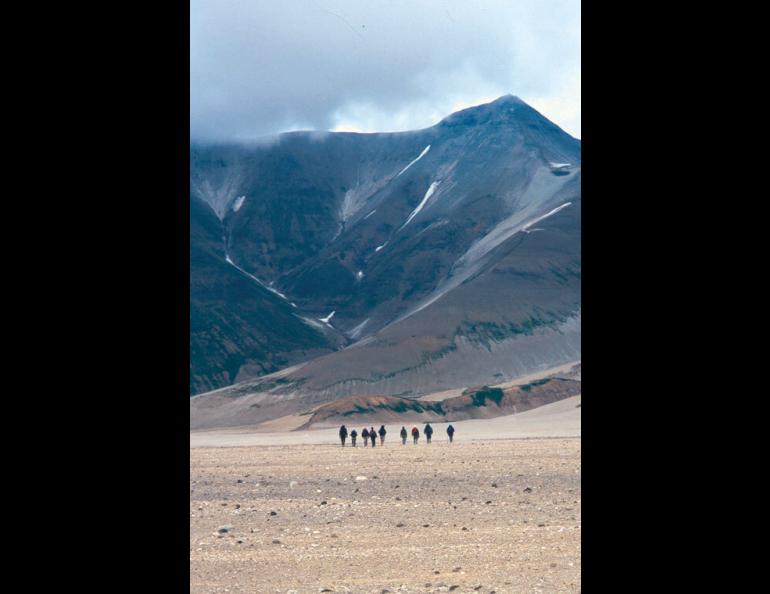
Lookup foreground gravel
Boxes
[190,438,581,593]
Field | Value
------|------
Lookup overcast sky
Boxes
[191,0,580,142]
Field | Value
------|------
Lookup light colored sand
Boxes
[418,387,467,402]
[191,437,581,593]
[493,361,580,389]
[190,395,580,448]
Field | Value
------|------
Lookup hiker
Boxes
[369,426,377,447]
[378,425,387,445]
[339,425,348,447]
[411,426,419,444]
[400,426,407,445]
[424,423,434,444]
[447,424,455,443]
[362,427,369,447]
[350,429,358,447]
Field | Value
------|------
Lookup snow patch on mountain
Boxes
[225,252,290,302]
[397,145,431,176]
[400,181,440,230]
[319,311,336,324]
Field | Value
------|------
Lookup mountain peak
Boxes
[489,94,525,105]
[437,94,536,130]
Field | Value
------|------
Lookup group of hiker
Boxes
[338,423,455,447]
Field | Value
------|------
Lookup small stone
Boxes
[355,476,368,481]
[269,511,278,516]
[491,483,498,488]
[272,539,281,544]
[523,487,533,493]
[320,501,327,505]
[449,586,460,592]
[452,567,461,572]
[396,523,405,527]
[217,525,232,534]
[485,501,492,504]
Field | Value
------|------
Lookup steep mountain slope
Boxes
[190,195,342,394]
[190,95,581,413]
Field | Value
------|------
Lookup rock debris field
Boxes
[190,438,581,593]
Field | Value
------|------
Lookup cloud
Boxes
[191,0,581,141]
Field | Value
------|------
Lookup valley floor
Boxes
[190,395,581,448]
[190,432,581,593]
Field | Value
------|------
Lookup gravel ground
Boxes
[190,438,581,593]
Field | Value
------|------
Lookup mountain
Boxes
[190,193,344,394]
[190,95,580,424]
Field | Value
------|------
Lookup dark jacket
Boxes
[350,430,358,438]
[362,428,369,438]
[339,426,348,438]
[378,426,387,436]
[447,425,455,434]
[400,427,407,437]
[424,424,433,435]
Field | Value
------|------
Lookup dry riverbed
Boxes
[190,438,581,593]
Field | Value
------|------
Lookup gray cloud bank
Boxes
[191,0,580,141]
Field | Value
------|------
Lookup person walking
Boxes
[424,423,433,444]
[411,426,420,445]
[362,427,369,447]
[400,426,408,445]
[350,428,358,447]
[369,427,377,447]
[447,424,455,443]
[378,425,387,446]
[339,425,348,447]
